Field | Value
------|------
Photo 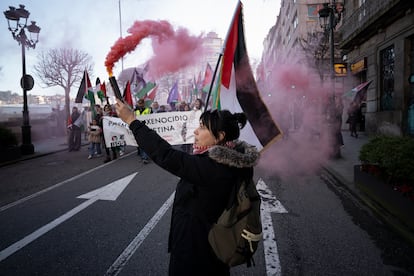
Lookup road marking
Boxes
[0,173,137,262]
[257,178,288,276]
[0,153,130,213]
[105,192,175,276]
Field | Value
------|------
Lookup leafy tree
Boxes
[33,48,94,120]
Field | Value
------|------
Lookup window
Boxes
[380,45,395,111]
[308,4,322,20]
[293,13,298,29]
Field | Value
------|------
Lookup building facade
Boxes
[339,0,414,136]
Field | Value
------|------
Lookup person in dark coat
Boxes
[115,99,260,276]
[68,106,82,151]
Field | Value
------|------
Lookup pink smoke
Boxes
[105,20,206,78]
[258,62,337,179]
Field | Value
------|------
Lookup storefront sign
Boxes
[350,58,367,74]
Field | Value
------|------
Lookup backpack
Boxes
[208,178,262,267]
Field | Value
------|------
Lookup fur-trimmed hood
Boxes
[208,140,260,168]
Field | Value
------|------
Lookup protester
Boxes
[134,98,152,164]
[67,106,82,151]
[151,101,161,113]
[158,105,167,113]
[102,104,119,163]
[192,98,204,111]
[87,119,102,159]
[115,99,260,276]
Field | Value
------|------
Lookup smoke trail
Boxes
[105,20,206,78]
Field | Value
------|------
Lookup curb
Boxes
[322,166,414,247]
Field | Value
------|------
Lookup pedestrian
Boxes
[346,101,359,138]
[87,119,102,159]
[115,99,260,276]
[68,106,82,151]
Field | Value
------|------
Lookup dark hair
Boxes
[200,109,247,143]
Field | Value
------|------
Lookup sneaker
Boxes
[119,150,124,156]
[88,155,93,159]
[143,159,149,164]
[96,154,102,157]
[104,156,111,163]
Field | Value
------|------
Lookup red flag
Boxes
[123,80,133,107]
[218,1,282,151]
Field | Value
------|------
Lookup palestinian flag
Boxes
[75,70,93,104]
[218,1,282,151]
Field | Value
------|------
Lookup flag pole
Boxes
[204,52,223,111]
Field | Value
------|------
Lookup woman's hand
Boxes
[115,99,136,125]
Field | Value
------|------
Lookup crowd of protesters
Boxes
[66,98,204,163]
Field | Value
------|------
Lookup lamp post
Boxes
[318,1,343,88]
[4,5,40,155]
[318,1,344,158]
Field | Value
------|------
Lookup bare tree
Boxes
[33,48,94,120]
[299,31,329,82]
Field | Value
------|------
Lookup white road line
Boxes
[0,173,137,262]
[0,198,98,262]
[0,151,135,213]
[105,192,175,276]
[257,178,288,276]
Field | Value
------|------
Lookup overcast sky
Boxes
[0,0,281,98]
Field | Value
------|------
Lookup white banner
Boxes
[102,110,202,148]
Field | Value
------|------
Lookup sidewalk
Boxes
[323,130,369,196]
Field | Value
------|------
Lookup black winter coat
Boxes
[129,120,260,276]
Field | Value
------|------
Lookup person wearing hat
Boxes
[134,99,152,163]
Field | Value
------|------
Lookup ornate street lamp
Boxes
[318,1,344,158]
[4,5,41,155]
[318,1,344,82]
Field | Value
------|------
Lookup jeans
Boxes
[89,142,102,156]
[137,147,149,160]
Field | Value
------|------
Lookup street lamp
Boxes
[4,5,41,155]
[318,1,344,159]
[318,1,343,84]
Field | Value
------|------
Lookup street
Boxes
[0,146,413,275]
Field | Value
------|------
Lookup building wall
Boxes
[341,0,414,135]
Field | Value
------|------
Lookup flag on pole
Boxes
[145,85,158,102]
[217,1,282,151]
[201,63,213,93]
[144,85,158,107]
[136,82,156,99]
[75,70,93,103]
[123,80,133,107]
[167,80,180,104]
[96,77,107,104]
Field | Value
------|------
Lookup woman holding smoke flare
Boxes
[115,99,259,275]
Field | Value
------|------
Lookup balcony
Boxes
[339,0,410,50]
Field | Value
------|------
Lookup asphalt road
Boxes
[1,146,413,275]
